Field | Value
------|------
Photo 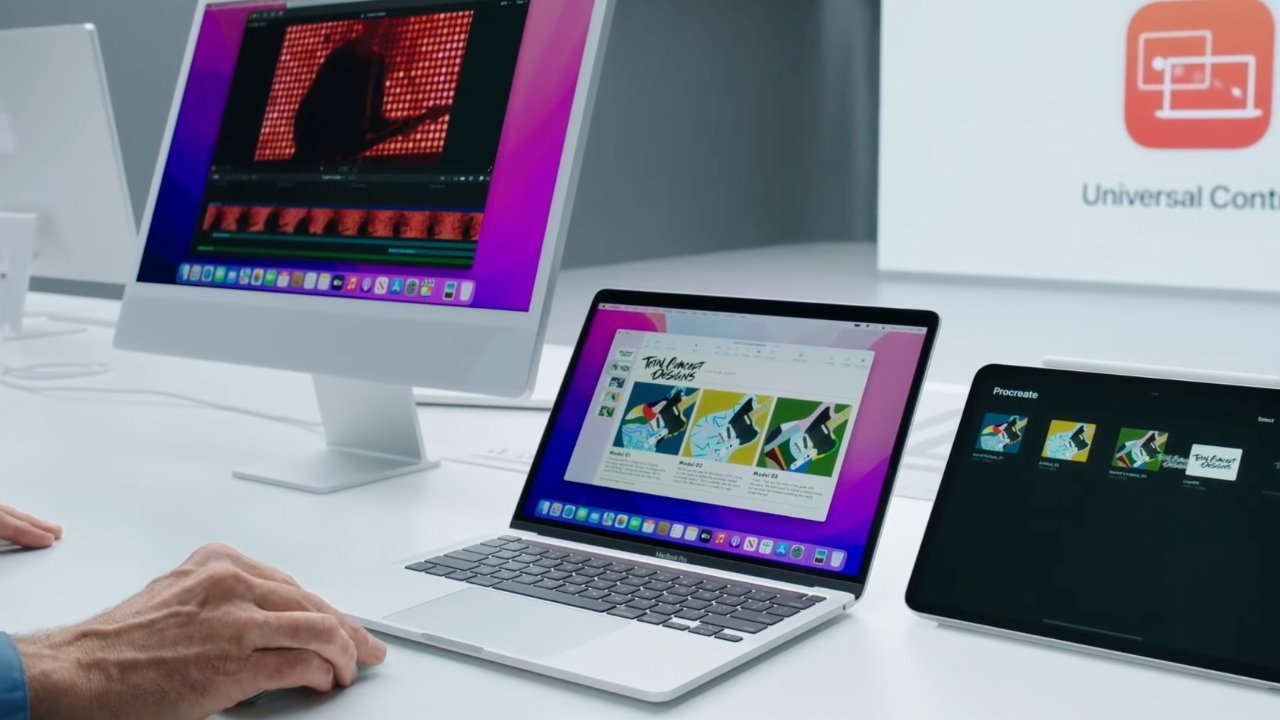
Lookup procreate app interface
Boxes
[913,367,1280,679]
[1126,0,1274,148]
[136,0,596,311]
[523,303,931,578]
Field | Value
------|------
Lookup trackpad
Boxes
[384,588,629,660]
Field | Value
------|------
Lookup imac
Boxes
[0,24,137,335]
[115,0,613,492]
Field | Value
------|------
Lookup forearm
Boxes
[13,631,97,719]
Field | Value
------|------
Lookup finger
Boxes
[0,505,62,539]
[0,512,56,549]
[252,611,359,687]
[246,578,386,666]
[240,649,337,697]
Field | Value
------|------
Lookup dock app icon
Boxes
[1187,444,1243,480]
[1126,0,1274,148]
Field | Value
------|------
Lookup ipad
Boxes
[907,364,1280,688]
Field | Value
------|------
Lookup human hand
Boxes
[0,504,62,549]
[15,543,387,720]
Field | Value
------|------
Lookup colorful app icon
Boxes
[1113,428,1169,471]
[759,539,775,555]
[332,274,345,291]
[790,544,805,559]
[550,502,563,516]
[830,550,845,568]
[390,278,404,295]
[214,266,228,283]
[443,280,458,301]
[374,277,389,295]
[602,512,616,526]
[657,521,670,535]
[615,514,629,529]
[588,511,601,524]
[714,532,727,546]
[729,535,742,548]
[562,504,576,519]
[189,264,203,281]
[698,530,712,543]
[743,537,759,552]
[251,269,265,286]
[421,279,435,297]
[814,548,829,566]
[238,269,251,285]
[628,516,643,531]
[317,273,331,290]
[201,266,215,282]
[575,507,589,522]
[460,281,475,303]
[361,276,373,293]
[683,526,698,541]
[774,542,789,557]
[303,272,318,290]
[178,264,191,281]
[290,272,304,288]
[276,271,290,288]
[264,269,278,286]
[537,500,551,515]
[670,523,685,538]
[1126,0,1274,149]
[346,276,359,292]
[976,413,1029,454]
[642,519,656,534]
[405,279,420,296]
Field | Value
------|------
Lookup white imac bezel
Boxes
[115,0,614,397]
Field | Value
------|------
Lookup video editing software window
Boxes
[136,0,596,311]
[521,302,933,579]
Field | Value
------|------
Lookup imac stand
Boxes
[233,375,439,494]
[0,212,86,342]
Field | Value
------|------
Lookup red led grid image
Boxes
[254,12,474,163]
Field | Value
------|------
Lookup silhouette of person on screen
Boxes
[293,20,451,163]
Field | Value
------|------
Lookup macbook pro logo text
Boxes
[654,551,688,564]
[1126,0,1275,148]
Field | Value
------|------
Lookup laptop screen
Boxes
[517,296,936,583]
[908,365,1280,685]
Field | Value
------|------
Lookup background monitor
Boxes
[115,0,613,492]
[0,24,136,298]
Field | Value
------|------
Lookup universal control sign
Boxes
[879,0,1280,293]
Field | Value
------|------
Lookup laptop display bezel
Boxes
[510,288,939,596]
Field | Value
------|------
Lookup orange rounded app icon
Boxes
[1126,0,1274,149]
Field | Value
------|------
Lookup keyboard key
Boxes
[429,556,479,572]
[492,570,521,581]
[645,581,673,592]
[464,545,498,556]
[692,590,722,602]
[668,587,696,597]
[584,559,611,569]
[521,547,548,556]
[806,595,828,603]
[544,570,571,581]
[446,571,475,582]
[766,606,799,618]
[603,594,632,605]
[718,596,747,607]
[577,568,605,578]
[744,591,777,602]
[657,594,687,606]
[483,538,510,547]
[697,582,727,592]
[620,576,648,587]
[467,576,502,587]
[425,566,453,576]
[557,585,586,595]
[653,603,681,615]
[495,581,612,612]
[445,550,487,563]
[704,604,735,616]
[605,563,634,574]
[565,555,592,565]
[515,554,540,564]
[502,542,530,552]
[471,566,498,576]
[638,613,668,625]
[565,576,591,586]
[631,589,662,601]
[652,572,679,582]
[479,557,506,567]
[771,597,815,610]
[607,606,647,620]
[580,589,610,600]
[405,561,433,572]
[587,580,615,591]
[534,559,562,569]
[626,599,656,611]
[700,615,767,634]
[715,633,743,643]
[675,609,707,621]
[689,625,721,637]
[543,550,569,560]
[629,568,657,578]
[534,579,564,590]
[559,564,584,574]
[523,567,550,577]
[500,562,527,572]
[514,575,541,585]
[682,599,711,611]
[600,572,626,583]
[492,550,519,560]
[729,609,782,626]
[498,535,521,542]
[663,621,691,631]
[720,586,750,597]
[742,600,773,612]
[673,577,702,587]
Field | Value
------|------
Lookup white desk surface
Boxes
[3,243,1279,719]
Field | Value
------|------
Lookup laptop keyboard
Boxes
[404,536,828,643]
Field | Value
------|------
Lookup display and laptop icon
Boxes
[1126,0,1274,148]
